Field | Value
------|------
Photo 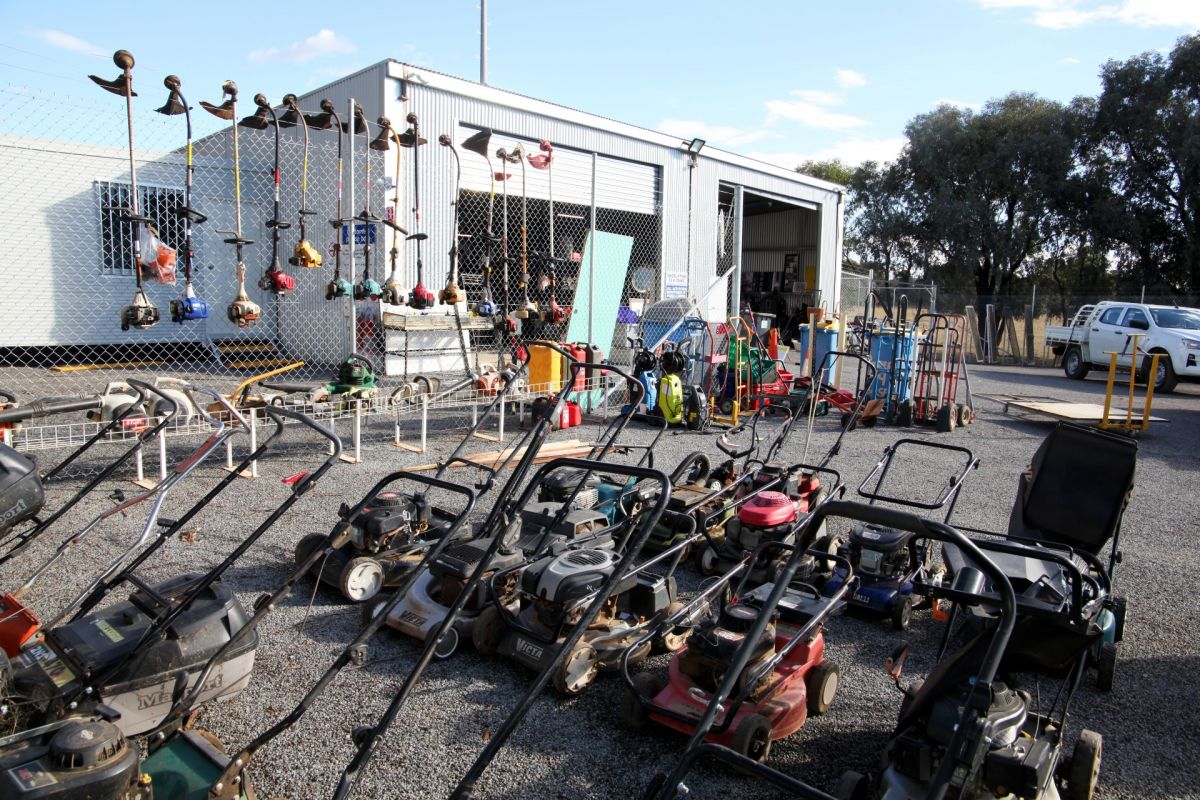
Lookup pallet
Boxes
[978,393,1167,424]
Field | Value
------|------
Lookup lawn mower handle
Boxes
[261,405,342,492]
[644,743,838,800]
[856,439,979,514]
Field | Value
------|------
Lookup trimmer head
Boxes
[121,289,160,331]
[289,239,323,268]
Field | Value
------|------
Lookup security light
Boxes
[684,137,706,156]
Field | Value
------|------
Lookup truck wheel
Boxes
[1145,352,1178,393]
[1063,346,1089,380]
[956,403,973,427]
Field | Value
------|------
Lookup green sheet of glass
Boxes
[566,230,634,410]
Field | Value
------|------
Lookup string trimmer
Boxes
[462,129,499,317]
[378,117,407,305]
[528,139,568,324]
[280,93,323,270]
[157,75,211,323]
[240,93,295,296]
[438,133,464,305]
[317,99,353,300]
[510,143,537,320]
[90,50,161,331]
[349,110,384,299]
[402,113,435,309]
[201,81,260,327]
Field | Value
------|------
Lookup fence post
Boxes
[1024,304,1035,365]
[985,304,997,365]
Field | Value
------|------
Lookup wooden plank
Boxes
[51,361,165,373]
[963,307,984,363]
[399,441,595,473]
[1006,399,1166,423]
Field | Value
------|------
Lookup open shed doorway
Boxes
[720,184,822,340]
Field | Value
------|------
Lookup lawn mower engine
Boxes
[539,468,603,510]
[429,538,525,616]
[886,681,1054,800]
[349,491,431,555]
[679,603,777,695]
[0,443,44,536]
[842,523,913,581]
[4,574,257,737]
[0,718,151,799]
[724,491,819,583]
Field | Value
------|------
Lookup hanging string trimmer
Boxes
[315,99,353,300]
[201,80,260,327]
[377,117,407,305]
[90,50,161,331]
[438,133,464,306]
[493,145,519,350]
[401,113,435,309]
[462,129,499,317]
[240,93,295,297]
[280,94,323,270]
[527,139,568,325]
[156,75,210,323]
[510,143,537,320]
[352,111,390,300]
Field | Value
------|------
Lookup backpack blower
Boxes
[91,51,161,331]
[280,93,324,270]
[401,113,435,309]
[157,75,211,323]
[201,81,261,327]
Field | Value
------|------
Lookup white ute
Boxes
[1045,301,1200,392]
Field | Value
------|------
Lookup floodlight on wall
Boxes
[684,137,705,156]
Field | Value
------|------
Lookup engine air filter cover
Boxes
[738,491,797,528]
[50,719,125,770]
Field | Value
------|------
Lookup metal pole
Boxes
[480,0,488,85]
[589,152,597,347]
[347,98,357,356]
[730,185,744,319]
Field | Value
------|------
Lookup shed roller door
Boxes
[456,126,658,215]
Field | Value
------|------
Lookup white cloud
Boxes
[658,118,771,147]
[835,69,868,88]
[975,0,1200,29]
[35,29,104,57]
[765,90,866,131]
[1060,56,1081,63]
[249,29,356,64]
[935,97,985,110]
[745,137,907,170]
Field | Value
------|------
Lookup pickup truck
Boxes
[1045,301,1200,392]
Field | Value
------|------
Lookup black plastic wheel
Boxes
[294,533,325,567]
[1095,641,1117,691]
[361,594,391,627]
[730,713,773,763]
[896,400,914,427]
[1111,595,1127,643]
[835,770,871,800]
[619,673,667,729]
[471,604,504,655]
[695,545,720,577]
[429,626,460,660]
[1069,729,1102,800]
[935,403,956,433]
[839,412,858,431]
[806,660,840,715]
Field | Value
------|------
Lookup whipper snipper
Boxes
[509,143,537,320]
[156,75,211,322]
[461,129,500,317]
[312,99,353,300]
[90,50,160,330]
[438,134,465,305]
[401,113,435,309]
[200,81,260,327]
[279,94,324,269]
[376,117,407,305]
[528,140,568,324]
[349,108,385,300]
[239,94,295,296]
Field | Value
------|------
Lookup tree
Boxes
[796,158,854,186]
[1092,34,1200,300]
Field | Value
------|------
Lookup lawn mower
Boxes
[820,439,979,631]
[0,379,179,568]
[0,389,237,657]
[0,407,339,740]
[835,504,1105,800]
[294,343,554,603]
[945,421,1135,692]
[620,534,851,765]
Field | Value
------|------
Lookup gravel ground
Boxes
[3,364,1198,800]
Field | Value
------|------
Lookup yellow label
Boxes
[95,619,125,643]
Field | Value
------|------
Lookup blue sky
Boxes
[1,0,1197,168]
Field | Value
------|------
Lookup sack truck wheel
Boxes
[1069,729,1102,800]
[552,641,600,696]
[656,601,689,653]
[836,770,871,800]
[1063,346,1089,380]
[340,557,385,603]
[840,412,857,431]
[935,403,955,433]
[619,672,667,729]
[1111,595,1127,643]
[896,400,914,427]
[892,595,914,631]
[956,403,973,427]
[1095,641,1117,691]
[471,604,504,655]
[294,533,325,567]
[730,713,773,763]
[806,660,841,716]
[361,594,391,627]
